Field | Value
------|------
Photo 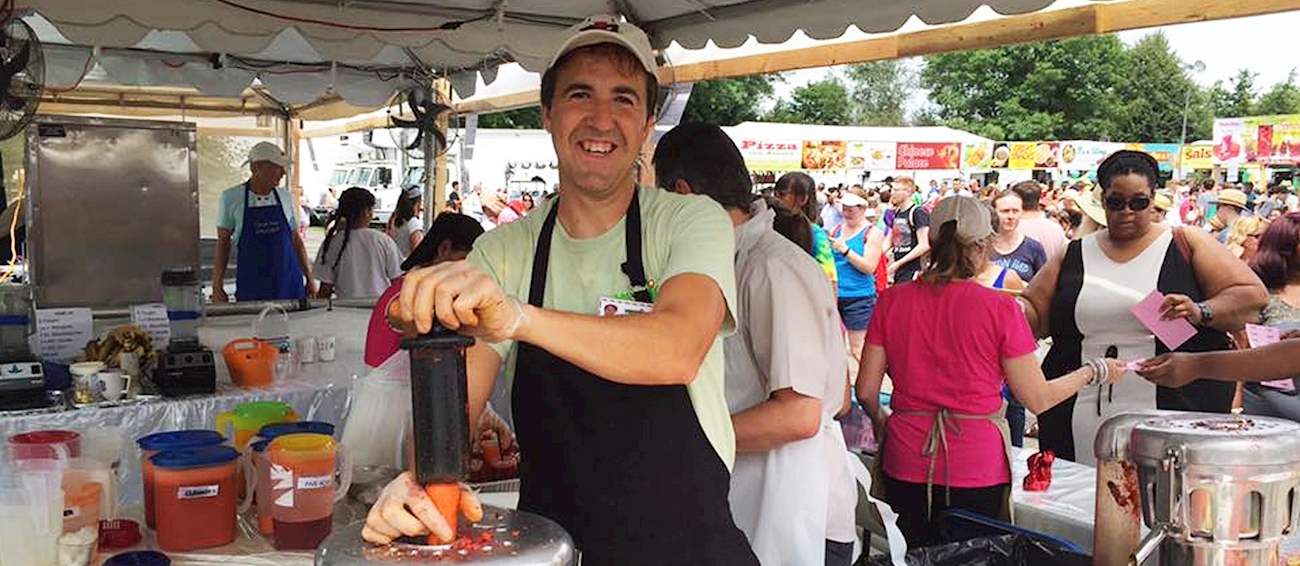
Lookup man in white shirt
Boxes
[211,142,315,302]
[656,122,857,566]
[1011,180,1067,260]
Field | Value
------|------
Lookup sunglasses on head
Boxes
[1103,195,1152,212]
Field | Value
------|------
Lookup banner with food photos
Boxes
[847,141,897,170]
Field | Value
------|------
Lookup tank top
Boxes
[832,224,877,299]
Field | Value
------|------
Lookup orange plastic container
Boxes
[222,338,279,389]
[150,446,251,551]
[267,433,351,550]
[136,430,225,529]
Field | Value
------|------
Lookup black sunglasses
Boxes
[1104,195,1152,212]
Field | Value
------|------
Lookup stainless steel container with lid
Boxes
[315,505,577,565]
[1125,412,1300,566]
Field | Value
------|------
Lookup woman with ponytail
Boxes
[314,187,404,299]
[387,187,425,257]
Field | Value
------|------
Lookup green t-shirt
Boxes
[468,186,740,469]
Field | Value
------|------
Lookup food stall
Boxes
[3,1,1300,565]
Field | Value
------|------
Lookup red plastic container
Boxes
[7,430,80,461]
[150,446,250,551]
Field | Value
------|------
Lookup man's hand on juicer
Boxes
[362,471,483,545]
[391,260,526,342]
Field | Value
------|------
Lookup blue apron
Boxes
[234,184,306,301]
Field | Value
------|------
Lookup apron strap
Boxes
[527,203,560,308]
[620,193,652,303]
[527,191,650,308]
[895,403,1008,520]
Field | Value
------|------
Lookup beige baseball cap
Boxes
[244,141,290,169]
[550,15,657,75]
[930,195,993,244]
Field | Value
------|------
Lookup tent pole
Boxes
[430,78,451,220]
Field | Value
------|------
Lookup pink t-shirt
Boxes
[866,280,1036,488]
[364,279,404,368]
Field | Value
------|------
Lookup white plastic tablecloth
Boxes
[0,307,372,508]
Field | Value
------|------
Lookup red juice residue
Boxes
[1106,461,1141,510]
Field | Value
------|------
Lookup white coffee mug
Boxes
[96,371,131,402]
[318,335,336,362]
[297,337,318,363]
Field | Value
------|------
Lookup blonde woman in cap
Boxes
[1226,216,1267,261]
[1020,150,1267,465]
[855,195,1127,546]
[1214,187,1250,244]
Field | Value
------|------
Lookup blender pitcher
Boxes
[215,401,299,451]
[267,433,351,550]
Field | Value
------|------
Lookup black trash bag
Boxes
[864,534,1091,566]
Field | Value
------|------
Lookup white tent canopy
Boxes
[18,0,1103,111]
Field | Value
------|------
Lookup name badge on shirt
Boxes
[598,296,653,316]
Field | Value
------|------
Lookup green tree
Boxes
[1115,32,1205,142]
[476,107,542,129]
[920,35,1127,140]
[1224,69,1258,117]
[680,75,775,126]
[1255,70,1300,116]
[766,77,853,125]
[843,60,914,126]
[1207,80,1236,118]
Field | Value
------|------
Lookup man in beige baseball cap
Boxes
[211,142,314,302]
[365,16,759,565]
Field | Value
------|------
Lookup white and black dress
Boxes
[1038,229,1233,465]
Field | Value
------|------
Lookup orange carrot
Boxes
[425,483,461,544]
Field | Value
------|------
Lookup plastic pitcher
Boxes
[65,458,115,521]
[136,430,225,529]
[59,474,101,566]
[249,422,335,536]
[215,401,298,451]
[8,430,79,462]
[0,459,64,566]
[150,446,252,552]
[267,433,351,550]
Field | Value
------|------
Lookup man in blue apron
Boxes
[210,142,315,302]
[362,16,758,565]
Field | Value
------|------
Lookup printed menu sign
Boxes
[130,303,171,348]
[34,307,92,363]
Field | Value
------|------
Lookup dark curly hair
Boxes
[1097,150,1159,194]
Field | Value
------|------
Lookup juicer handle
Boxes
[334,445,352,503]
[238,454,256,514]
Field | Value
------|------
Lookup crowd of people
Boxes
[209,15,1300,565]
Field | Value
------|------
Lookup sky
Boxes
[769,10,1300,112]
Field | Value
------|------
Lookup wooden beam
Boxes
[452,89,546,115]
[448,0,1300,115]
[299,113,410,139]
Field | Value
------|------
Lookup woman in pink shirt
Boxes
[855,196,1126,547]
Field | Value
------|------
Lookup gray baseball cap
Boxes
[930,195,993,244]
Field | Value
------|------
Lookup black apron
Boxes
[511,194,757,566]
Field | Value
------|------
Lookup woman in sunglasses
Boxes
[1018,150,1266,465]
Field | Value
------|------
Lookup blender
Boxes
[0,282,45,411]
[156,267,216,397]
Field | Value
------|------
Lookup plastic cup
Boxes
[0,459,64,566]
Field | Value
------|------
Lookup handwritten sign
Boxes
[130,303,171,348]
[1130,291,1197,351]
[34,308,93,362]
